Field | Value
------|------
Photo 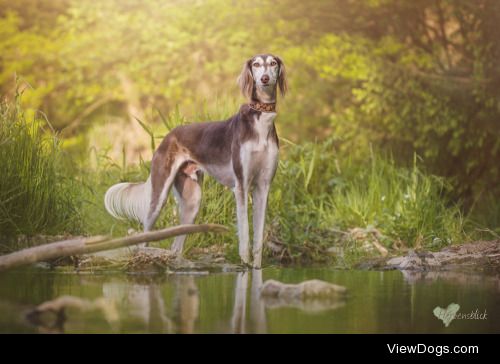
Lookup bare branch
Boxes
[0,224,228,272]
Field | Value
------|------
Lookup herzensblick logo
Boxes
[433,303,460,327]
[433,303,488,327]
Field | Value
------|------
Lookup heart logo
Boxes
[433,303,460,327]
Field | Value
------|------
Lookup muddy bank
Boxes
[19,234,500,275]
[43,246,244,274]
[357,240,500,274]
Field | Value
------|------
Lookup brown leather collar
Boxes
[248,102,276,112]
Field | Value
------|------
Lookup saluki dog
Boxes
[104,54,287,268]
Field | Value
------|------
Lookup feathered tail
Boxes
[104,176,152,224]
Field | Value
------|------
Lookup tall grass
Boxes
[75,111,474,264]
[0,99,79,245]
[1,99,487,264]
[265,141,467,261]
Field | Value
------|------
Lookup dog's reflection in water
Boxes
[28,271,346,333]
[105,271,267,334]
[230,271,348,333]
[172,276,200,333]
[101,275,199,334]
[231,270,267,334]
[101,271,267,334]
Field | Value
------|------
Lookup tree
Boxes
[0,0,498,204]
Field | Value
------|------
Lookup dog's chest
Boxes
[250,112,277,151]
[240,112,279,182]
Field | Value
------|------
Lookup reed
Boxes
[0,99,79,244]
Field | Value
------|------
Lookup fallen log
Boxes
[0,224,228,272]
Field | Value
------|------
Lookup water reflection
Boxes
[230,272,248,333]
[26,306,66,334]
[172,276,199,334]
[104,270,267,334]
[26,269,345,333]
[250,270,267,334]
[231,270,267,333]
[262,295,346,313]
[230,269,347,332]
[101,275,200,333]
[1,267,497,333]
[400,269,500,290]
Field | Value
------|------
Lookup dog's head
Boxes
[238,54,287,101]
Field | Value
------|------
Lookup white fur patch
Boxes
[104,176,152,223]
[238,112,279,188]
[253,112,276,151]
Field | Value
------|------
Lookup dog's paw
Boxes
[252,255,262,269]
[251,263,262,270]
[239,260,252,270]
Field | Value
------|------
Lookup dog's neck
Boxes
[248,101,276,112]
[249,83,277,112]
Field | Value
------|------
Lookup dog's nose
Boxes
[261,75,270,84]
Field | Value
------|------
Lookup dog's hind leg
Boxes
[171,169,203,256]
[143,144,185,235]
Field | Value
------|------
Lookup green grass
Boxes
[264,141,469,263]
[0,99,80,246]
[327,153,467,249]
[74,112,483,265]
[1,99,497,264]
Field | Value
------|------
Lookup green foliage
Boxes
[0,99,491,263]
[327,153,466,250]
[74,112,474,264]
[0,97,79,241]
[305,31,500,202]
[266,140,469,262]
[1,0,498,208]
[0,1,498,258]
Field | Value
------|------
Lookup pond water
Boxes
[0,267,498,333]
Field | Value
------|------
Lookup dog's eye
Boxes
[270,61,277,66]
[252,62,261,67]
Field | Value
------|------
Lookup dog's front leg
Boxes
[251,183,270,269]
[234,184,250,265]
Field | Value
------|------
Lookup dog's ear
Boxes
[237,58,254,100]
[275,56,288,97]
